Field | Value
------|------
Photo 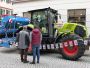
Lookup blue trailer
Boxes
[0,15,30,48]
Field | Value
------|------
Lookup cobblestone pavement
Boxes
[0,47,90,68]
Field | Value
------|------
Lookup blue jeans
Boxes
[32,45,40,62]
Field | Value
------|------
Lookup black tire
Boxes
[59,34,85,60]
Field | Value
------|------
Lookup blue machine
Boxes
[0,15,30,48]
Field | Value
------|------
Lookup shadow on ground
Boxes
[28,50,60,55]
[0,47,60,55]
[0,47,19,54]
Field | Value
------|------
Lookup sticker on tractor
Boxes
[43,44,46,49]
[69,41,73,47]
[73,40,78,46]
[55,43,59,49]
[64,42,68,47]
[84,40,88,45]
[59,43,63,48]
[47,44,51,49]
[51,44,55,49]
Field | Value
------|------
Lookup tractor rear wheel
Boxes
[59,34,85,60]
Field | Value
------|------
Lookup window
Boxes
[32,10,48,34]
[6,0,11,3]
[2,9,5,14]
[0,9,5,22]
[0,9,5,15]
[68,9,86,25]
[6,10,13,15]
[0,9,2,15]
[11,10,13,15]
[6,10,10,14]
[32,11,48,28]
[0,0,5,2]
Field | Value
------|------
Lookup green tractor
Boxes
[25,7,88,60]
[55,23,87,60]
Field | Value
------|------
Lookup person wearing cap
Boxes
[27,24,34,31]
[27,24,34,35]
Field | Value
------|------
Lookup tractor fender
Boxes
[55,35,62,43]
[55,33,69,43]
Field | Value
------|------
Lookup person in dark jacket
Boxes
[30,26,42,64]
[16,26,30,63]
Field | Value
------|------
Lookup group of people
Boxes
[16,25,42,64]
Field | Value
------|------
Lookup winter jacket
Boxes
[16,30,30,49]
[30,28,42,45]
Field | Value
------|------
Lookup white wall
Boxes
[13,0,90,36]
[0,1,13,10]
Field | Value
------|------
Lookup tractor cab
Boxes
[29,7,58,44]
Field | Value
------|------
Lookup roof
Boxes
[28,7,57,12]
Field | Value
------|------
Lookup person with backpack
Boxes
[30,26,42,64]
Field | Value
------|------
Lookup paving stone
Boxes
[0,47,90,68]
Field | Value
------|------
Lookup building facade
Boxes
[13,0,90,36]
[0,0,13,21]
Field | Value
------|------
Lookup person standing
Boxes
[16,26,30,63]
[30,26,42,64]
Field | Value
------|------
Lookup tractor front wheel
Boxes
[60,34,85,60]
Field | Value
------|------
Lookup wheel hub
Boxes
[63,40,78,56]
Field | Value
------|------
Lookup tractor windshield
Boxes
[31,10,48,34]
